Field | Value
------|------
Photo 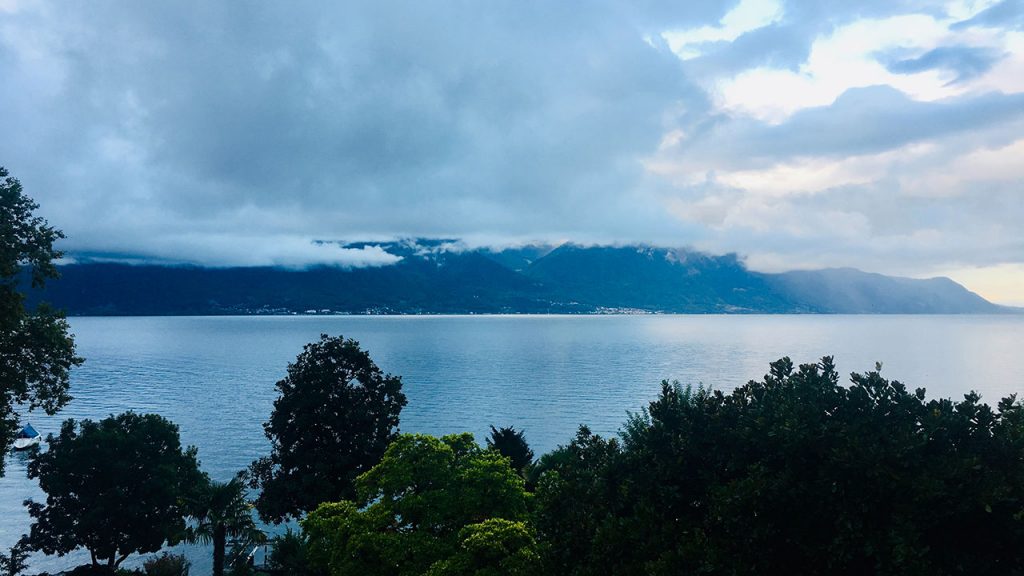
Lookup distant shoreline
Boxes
[62,309,1024,318]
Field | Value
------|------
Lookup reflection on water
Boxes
[3,314,1023,572]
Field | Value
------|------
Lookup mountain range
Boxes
[27,240,1014,315]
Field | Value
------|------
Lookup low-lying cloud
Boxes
[72,237,402,269]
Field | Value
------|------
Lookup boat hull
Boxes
[13,436,41,450]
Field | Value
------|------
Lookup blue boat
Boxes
[13,423,41,450]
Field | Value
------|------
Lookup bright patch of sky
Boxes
[715,11,1020,122]
[938,263,1024,306]
[946,0,1003,20]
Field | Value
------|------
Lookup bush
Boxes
[267,529,310,576]
[142,553,190,576]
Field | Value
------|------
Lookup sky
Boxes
[1,0,1022,304]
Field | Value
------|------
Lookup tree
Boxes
[303,433,531,576]
[532,358,1024,575]
[485,426,534,476]
[188,475,264,576]
[532,426,627,576]
[0,540,30,576]
[24,412,205,571]
[0,166,82,475]
[249,334,407,522]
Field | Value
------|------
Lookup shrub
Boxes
[267,529,310,576]
[143,553,190,576]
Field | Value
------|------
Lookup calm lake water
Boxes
[3,314,1024,572]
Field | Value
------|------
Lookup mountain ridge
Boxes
[27,241,1017,315]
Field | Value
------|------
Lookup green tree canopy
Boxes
[25,412,205,571]
[534,357,1024,576]
[303,433,532,576]
[425,519,540,576]
[0,166,81,474]
[250,334,407,523]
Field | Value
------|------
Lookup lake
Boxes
[3,314,1024,572]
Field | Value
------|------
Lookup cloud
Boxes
[884,45,1005,83]
[952,0,1024,30]
[0,0,1022,302]
[73,237,403,269]
[660,135,1024,279]
[650,86,1024,174]
[704,6,1024,121]
[0,0,711,261]
[663,0,785,60]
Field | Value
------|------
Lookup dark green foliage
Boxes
[188,475,264,576]
[266,529,311,576]
[303,433,531,576]
[0,539,29,576]
[533,426,628,576]
[0,166,82,475]
[486,425,534,475]
[533,357,1024,576]
[24,412,205,569]
[249,334,407,522]
[142,553,190,576]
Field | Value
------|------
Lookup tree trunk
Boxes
[213,523,227,576]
